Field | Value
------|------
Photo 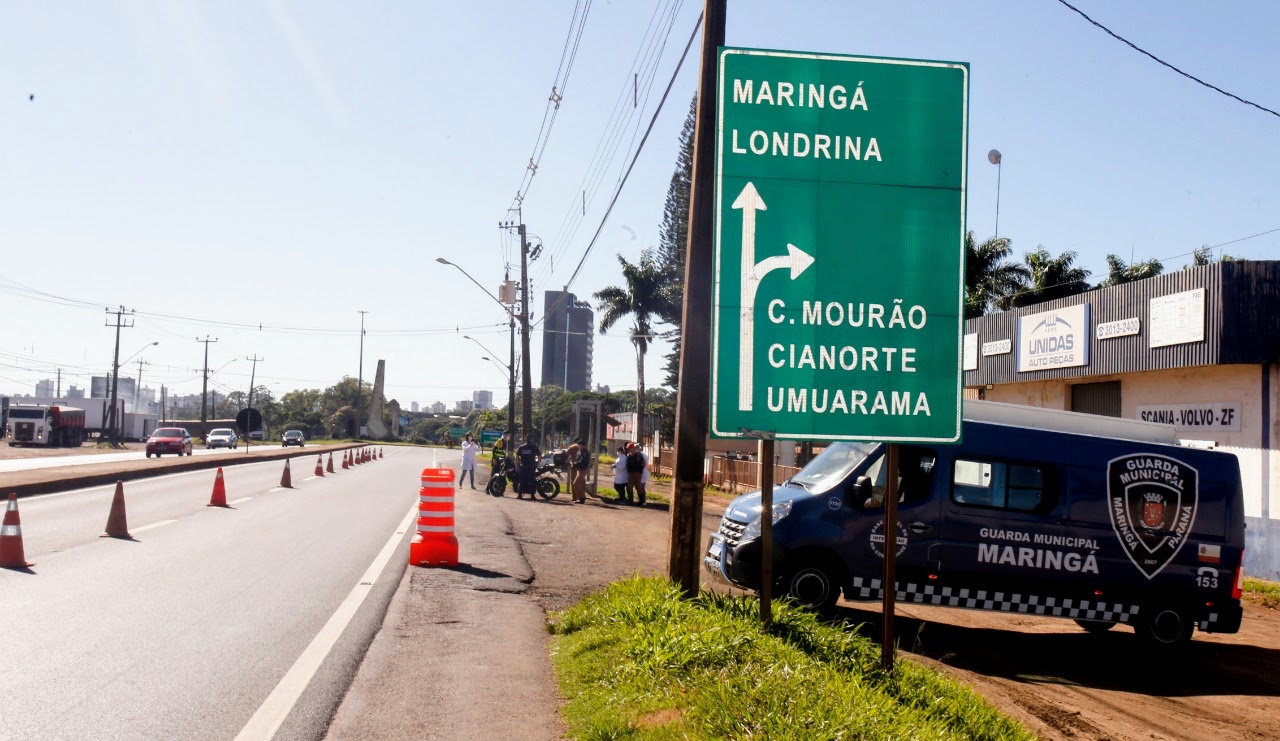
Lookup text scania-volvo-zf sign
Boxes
[711,47,969,442]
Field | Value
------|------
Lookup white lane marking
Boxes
[131,519,177,534]
[267,487,287,493]
[234,504,417,741]
[229,497,253,505]
[303,476,319,482]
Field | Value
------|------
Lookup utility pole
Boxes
[668,0,726,596]
[134,358,150,412]
[357,311,368,439]
[56,368,61,398]
[105,306,134,447]
[196,336,218,440]
[518,224,533,440]
[245,354,264,411]
[505,274,518,438]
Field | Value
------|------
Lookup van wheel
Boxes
[782,562,840,615]
[1074,619,1116,634]
[1139,606,1194,646]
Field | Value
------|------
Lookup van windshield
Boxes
[790,441,879,495]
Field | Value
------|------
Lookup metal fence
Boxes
[651,448,802,495]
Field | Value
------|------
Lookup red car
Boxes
[146,427,193,458]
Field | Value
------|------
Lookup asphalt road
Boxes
[1,447,441,741]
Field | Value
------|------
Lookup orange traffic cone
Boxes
[101,481,132,539]
[341,451,350,469]
[208,467,229,508]
[1,493,34,569]
[326,453,335,474]
[315,454,324,477]
[281,459,293,488]
[379,448,384,459]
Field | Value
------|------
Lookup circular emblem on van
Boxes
[828,497,841,511]
[869,519,908,558]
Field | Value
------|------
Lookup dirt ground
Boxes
[500,465,1280,741]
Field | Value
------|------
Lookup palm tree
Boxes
[1098,253,1163,288]
[964,232,1030,318]
[594,249,675,446]
[1002,248,1092,309]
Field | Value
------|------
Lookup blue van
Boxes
[705,401,1245,645]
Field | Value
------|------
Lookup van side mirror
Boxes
[853,476,872,507]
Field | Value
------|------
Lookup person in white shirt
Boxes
[613,446,631,503]
[459,433,480,489]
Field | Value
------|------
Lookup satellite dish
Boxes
[987,149,1002,165]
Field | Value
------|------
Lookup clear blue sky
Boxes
[2,0,1277,409]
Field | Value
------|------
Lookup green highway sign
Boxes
[711,47,969,442]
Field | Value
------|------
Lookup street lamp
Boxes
[439,258,518,439]
[464,334,515,439]
[116,341,158,442]
[987,149,1002,238]
[357,310,368,439]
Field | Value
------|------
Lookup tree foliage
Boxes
[656,97,696,388]
[1098,253,1163,288]
[1000,248,1092,309]
[594,250,677,445]
[964,232,1029,318]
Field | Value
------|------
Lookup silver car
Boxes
[206,428,239,449]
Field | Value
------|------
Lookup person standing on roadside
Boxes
[570,438,590,503]
[515,434,541,500]
[613,446,631,503]
[459,433,480,489]
[626,442,648,506]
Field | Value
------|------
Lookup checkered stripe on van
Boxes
[848,577,1139,622]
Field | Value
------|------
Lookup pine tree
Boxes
[657,96,697,387]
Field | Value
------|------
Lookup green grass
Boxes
[1243,577,1280,609]
[548,576,1033,741]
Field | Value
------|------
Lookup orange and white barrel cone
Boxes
[2,493,34,569]
[280,459,293,488]
[379,448,384,459]
[315,454,324,477]
[342,450,350,469]
[208,467,229,508]
[411,468,459,567]
[326,453,335,474]
[101,481,132,539]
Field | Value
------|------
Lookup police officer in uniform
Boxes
[515,434,542,500]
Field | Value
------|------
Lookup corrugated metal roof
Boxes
[963,261,1280,386]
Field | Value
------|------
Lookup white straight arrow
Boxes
[734,182,816,412]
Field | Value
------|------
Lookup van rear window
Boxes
[952,458,1051,513]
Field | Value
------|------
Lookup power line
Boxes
[1054,0,1280,118]
[559,13,702,297]
[506,0,595,215]
[537,0,684,288]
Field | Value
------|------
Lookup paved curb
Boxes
[0,444,369,498]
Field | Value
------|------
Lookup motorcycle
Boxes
[486,457,563,499]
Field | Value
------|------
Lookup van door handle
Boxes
[908,522,934,534]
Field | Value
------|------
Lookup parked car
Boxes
[205,428,238,450]
[146,427,193,458]
[281,430,305,447]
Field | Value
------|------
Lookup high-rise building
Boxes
[431,402,446,414]
[35,379,54,397]
[456,400,474,414]
[411,401,419,413]
[472,390,494,410]
[540,290,594,392]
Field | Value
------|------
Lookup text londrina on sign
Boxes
[729,78,882,162]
